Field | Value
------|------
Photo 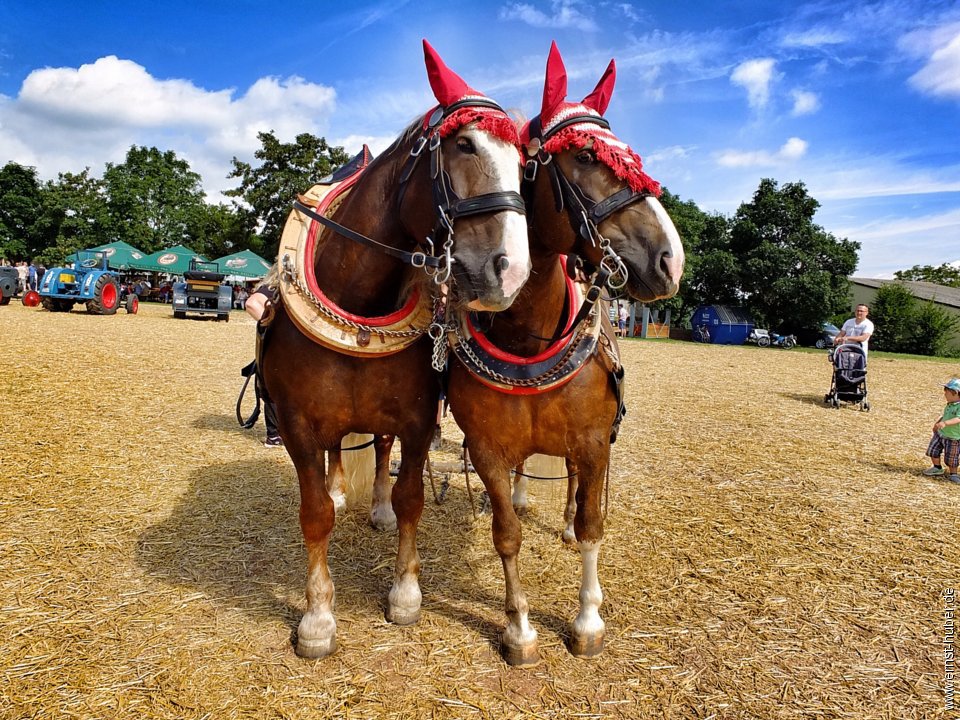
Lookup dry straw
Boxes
[1,301,956,719]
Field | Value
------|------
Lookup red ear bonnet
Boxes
[530,42,660,196]
[421,39,520,147]
[423,39,476,108]
[582,59,615,115]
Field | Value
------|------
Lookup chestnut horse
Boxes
[260,41,530,659]
[445,42,684,665]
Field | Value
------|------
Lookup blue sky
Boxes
[1,0,958,277]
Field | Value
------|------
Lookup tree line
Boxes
[1,132,956,355]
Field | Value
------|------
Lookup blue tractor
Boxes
[38,250,137,315]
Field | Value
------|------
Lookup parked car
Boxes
[793,322,840,348]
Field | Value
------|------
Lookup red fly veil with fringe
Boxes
[526,41,660,196]
[421,40,520,150]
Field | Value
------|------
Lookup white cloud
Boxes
[0,56,338,201]
[716,137,808,168]
[730,58,778,109]
[499,1,597,32]
[907,26,960,99]
[790,89,820,116]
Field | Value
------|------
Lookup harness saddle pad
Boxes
[277,151,434,357]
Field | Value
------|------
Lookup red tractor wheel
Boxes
[22,290,40,307]
[126,294,139,314]
[0,289,8,306]
[86,275,119,315]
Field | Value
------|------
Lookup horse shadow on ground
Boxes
[136,458,571,654]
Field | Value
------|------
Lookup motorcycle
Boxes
[770,331,797,349]
[747,328,796,349]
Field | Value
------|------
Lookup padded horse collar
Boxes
[447,264,604,395]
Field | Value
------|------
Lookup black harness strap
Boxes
[293,199,443,269]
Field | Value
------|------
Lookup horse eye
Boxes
[576,150,595,165]
[457,137,476,154]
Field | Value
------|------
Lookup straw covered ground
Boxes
[1,300,957,719]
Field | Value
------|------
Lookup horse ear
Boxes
[423,39,474,107]
[541,40,568,120]
[582,59,616,115]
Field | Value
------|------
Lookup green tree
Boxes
[184,202,259,259]
[894,263,960,288]
[102,146,207,253]
[0,162,44,261]
[869,283,916,352]
[728,178,859,330]
[658,188,732,318]
[870,282,959,356]
[226,131,349,259]
[33,169,110,266]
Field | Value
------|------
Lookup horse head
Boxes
[521,41,683,303]
[399,41,531,312]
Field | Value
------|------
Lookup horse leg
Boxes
[326,449,347,513]
[369,434,397,531]
[385,436,427,626]
[561,459,578,545]
[474,453,539,666]
[511,462,528,515]
[286,432,338,658]
[568,453,606,658]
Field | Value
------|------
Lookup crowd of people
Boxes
[0,259,43,294]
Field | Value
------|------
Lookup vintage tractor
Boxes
[172,260,232,321]
[0,266,18,305]
[38,250,137,315]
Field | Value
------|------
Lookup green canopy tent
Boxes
[210,249,273,281]
[129,244,209,275]
[68,241,149,271]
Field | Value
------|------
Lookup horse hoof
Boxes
[512,504,528,517]
[386,606,420,626]
[369,511,397,533]
[502,641,540,667]
[561,527,577,545]
[569,633,604,658]
[296,635,337,659]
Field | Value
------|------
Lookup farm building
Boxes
[849,277,960,350]
[690,304,754,344]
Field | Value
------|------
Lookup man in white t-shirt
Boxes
[834,303,875,357]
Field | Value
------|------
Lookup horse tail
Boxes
[340,433,377,503]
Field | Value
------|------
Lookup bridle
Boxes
[521,111,653,338]
[294,97,526,287]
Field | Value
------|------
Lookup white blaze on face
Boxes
[474,133,531,300]
[645,196,684,281]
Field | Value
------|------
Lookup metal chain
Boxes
[281,253,430,339]
[449,311,597,388]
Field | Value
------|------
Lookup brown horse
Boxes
[260,41,530,659]
[445,42,684,666]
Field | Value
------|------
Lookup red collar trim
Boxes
[302,170,422,327]
[465,256,578,364]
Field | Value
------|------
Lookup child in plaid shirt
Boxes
[924,378,960,483]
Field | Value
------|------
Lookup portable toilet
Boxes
[691,305,754,344]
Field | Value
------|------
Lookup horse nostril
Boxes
[493,254,509,276]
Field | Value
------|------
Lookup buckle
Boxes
[585,285,602,303]
[411,251,427,268]
[410,136,427,157]
[523,159,538,182]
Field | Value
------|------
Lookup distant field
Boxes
[1,300,955,719]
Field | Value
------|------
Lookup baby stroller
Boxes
[824,343,870,411]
